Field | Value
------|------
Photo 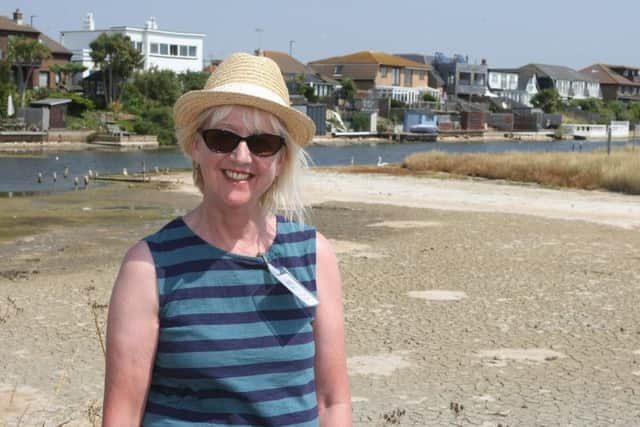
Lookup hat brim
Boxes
[174,90,316,147]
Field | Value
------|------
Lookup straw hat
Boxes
[174,52,316,146]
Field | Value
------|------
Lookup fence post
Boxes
[607,126,611,156]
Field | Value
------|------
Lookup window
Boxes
[333,64,343,75]
[392,67,400,85]
[473,73,485,86]
[160,44,168,55]
[136,42,143,52]
[179,45,188,56]
[380,66,388,77]
[404,69,413,86]
[459,72,471,85]
[38,71,49,88]
[419,71,426,80]
[189,46,196,57]
[170,45,178,56]
[150,43,158,54]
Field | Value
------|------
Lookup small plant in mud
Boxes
[381,408,406,424]
[0,296,24,324]
[87,400,102,426]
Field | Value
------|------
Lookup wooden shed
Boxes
[29,98,72,130]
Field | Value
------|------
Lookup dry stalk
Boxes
[90,302,106,358]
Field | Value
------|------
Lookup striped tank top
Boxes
[142,216,319,426]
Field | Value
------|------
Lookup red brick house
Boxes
[0,9,73,90]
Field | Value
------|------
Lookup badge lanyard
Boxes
[261,255,318,307]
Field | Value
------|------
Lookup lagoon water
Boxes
[0,139,635,194]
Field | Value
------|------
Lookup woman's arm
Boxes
[102,240,159,427]
[314,232,352,427]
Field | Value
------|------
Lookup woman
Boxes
[102,53,351,426]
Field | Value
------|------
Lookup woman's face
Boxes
[192,106,287,210]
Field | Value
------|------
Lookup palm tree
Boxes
[7,36,51,107]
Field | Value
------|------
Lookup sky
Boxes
[7,0,640,69]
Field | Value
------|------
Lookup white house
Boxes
[60,13,205,76]
[487,68,538,107]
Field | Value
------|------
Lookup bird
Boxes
[63,167,69,178]
[52,172,57,182]
[350,156,354,165]
[83,175,90,187]
[37,172,43,183]
[74,177,79,187]
[88,169,93,178]
[377,156,389,167]
[122,168,128,176]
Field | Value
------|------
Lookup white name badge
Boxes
[262,255,319,307]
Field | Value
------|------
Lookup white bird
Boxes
[63,167,69,178]
[350,156,354,165]
[83,175,90,186]
[88,169,93,178]
[37,172,43,183]
[122,168,128,176]
[377,156,389,167]
[52,172,57,182]
[74,177,79,187]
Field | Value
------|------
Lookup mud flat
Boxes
[1,172,639,426]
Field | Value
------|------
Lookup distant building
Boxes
[60,13,205,76]
[309,50,434,104]
[0,9,72,89]
[395,53,445,93]
[518,64,600,101]
[487,68,538,107]
[257,50,338,99]
[580,64,640,102]
[430,53,488,100]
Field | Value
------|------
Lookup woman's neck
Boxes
[184,202,276,256]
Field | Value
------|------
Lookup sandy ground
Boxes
[0,170,639,426]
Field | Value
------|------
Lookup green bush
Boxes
[133,106,175,145]
[390,99,407,108]
[47,90,95,116]
[351,112,370,131]
[422,93,437,102]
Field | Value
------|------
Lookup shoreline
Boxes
[3,133,636,152]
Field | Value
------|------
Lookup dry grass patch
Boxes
[402,146,640,195]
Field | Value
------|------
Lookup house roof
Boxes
[521,63,598,82]
[0,15,39,34]
[38,33,73,56]
[31,98,72,107]
[260,50,339,86]
[262,50,307,75]
[579,63,640,87]
[310,51,430,70]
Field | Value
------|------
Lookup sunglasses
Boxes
[200,129,285,157]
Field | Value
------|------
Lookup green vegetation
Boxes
[350,112,370,131]
[339,77,357,102]
[89,33,143,106]
[530,88,562,113]
[0,59,15,117]
[7,36,51,107]
[401,147,640,195]
[422,93,437,102]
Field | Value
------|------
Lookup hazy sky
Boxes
[8,0,639,69]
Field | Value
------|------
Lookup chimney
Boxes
[481,58,487,65]
[83,12,95,31]
[13,8,23,25]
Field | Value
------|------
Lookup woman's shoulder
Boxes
[143,217,190,245]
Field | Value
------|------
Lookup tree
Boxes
[7,36,51,107]
[90,33,143,107]
[530,88,562,113]
[178,70,210,92]
[339,77,357,102]
[49,63,87,89]
[295,74,317,103]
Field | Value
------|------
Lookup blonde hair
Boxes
[176,105,310,223]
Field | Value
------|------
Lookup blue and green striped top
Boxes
[142,216,319,426]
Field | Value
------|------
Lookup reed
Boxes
[401,145,640,195]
